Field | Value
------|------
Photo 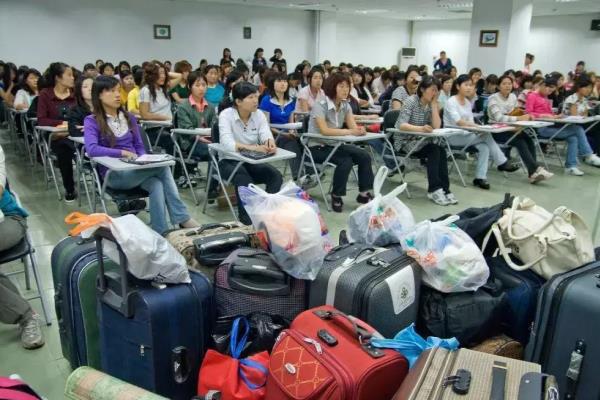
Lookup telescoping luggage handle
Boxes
[228,250,291,296]
[313,309,385,358]
[94,227,136,318]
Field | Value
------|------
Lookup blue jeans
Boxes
[369,140,397,169]
[538,125,592,168]
[106,166,190,234]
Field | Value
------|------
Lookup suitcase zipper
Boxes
[286,330,353,399]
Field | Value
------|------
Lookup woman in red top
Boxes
[37,62,77,201]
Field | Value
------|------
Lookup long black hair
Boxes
[91,76,133,146]
[41,62,70,89]
[266,72,290,101]
[20,68,42,95]
[74,76,93,111]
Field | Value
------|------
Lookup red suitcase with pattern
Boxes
[265,305,408,400]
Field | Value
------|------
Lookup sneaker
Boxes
[427,189,450,206]
[528,170,546,184]
[565,167,585,176]
[445,192,459,205]
[177,176,197,188]
[64,192,77,203]
[537,167,554,180]
[584,154,600,167]
[19,314,45,350]
[497,161,520,173]
[298,174,318,190]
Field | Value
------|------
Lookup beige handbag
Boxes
[482,197,594,279]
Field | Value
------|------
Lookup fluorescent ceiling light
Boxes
[289,2,322,7]
[437,1,473,8]
[555,0,578,2]
[355,9,390,14]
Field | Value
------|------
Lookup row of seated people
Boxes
[3,59,600,229]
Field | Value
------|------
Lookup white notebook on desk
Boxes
[135,154,172,163]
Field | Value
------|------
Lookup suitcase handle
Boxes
[313,309,373,344]
[187,222,236,236]
[95,227,136,318]
[228,255,290,296]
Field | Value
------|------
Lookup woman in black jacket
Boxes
[67,77,93,137]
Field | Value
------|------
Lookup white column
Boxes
[314,11,337,65]
[467,0,532,74]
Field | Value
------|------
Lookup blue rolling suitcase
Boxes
[95,229,213,400]
[51,236,118,369]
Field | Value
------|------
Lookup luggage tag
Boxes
[442,369,471,395]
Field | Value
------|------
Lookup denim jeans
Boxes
[538,125,593,168]
[369,139,397,169]
[106,166,190,234]
[449,132,507,179]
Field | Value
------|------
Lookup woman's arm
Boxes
[487,99,517,123]
[171,91,185,104]
[131,120,146,156]
[297,98,309,113]
[139,102,170,121]
[36,93,62,126]
[391,99,402,110]
[167,72,182,89]
[315,116,352,136]
[176,105,195,130]
[67,107,84,137]
[430,101,441,129]
[83,117,123,158]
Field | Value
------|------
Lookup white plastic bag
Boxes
[238,182,333,280]
[400,216,489,293]
[347,166,415,246]
[78,214,191,284]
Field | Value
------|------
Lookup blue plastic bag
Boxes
[370,323,459,368]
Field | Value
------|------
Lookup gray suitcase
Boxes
[308,243,420,338]
[525,261,600,400]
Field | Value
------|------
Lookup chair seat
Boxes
[106,187,149,200]
[0,238,31,264]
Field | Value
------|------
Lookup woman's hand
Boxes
[517,114,532,121]
[348,126,366,136]
[121,150,137,159]
[422,125,434,133]
[265,139,277,154]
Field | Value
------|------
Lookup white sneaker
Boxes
[537,167,554,180]
[427,189,450,206]
[528,170,545,184]
[445,192,459,205]
[584,154,600,167]
[565,167,585,176]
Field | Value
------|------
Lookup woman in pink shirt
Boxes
[526,77,600,176]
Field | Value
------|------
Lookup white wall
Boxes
[334,14,411,67]
[0,0,315,70]
[414,13,600,75]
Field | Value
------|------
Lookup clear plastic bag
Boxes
[239,182,333,280]
[400,216,489,293]
[66,212,190,284]
[347,166,415,246]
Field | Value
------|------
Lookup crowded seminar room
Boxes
[1,0,600,398]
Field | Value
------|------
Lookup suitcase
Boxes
[95,228,213,400]
[309,243,420,338]
[163,222,262,279]
[471,334,524,360]
[487,256,546,343]
[393,347,553,400]
[265,305,409,400]
[51,236,118,370]
[526,261,600,400]
[214,248,307,321]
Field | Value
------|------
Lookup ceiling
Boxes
[181,0,600,20]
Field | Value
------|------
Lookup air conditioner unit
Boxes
[399,47,417,70]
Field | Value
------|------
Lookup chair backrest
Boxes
[138,124,153,153]
[211,121,220,144]
[382,110,400,132]
[381,99,391,115]
[300,113,310,133]
[27,96,39,119]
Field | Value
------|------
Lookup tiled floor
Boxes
[1,126,599,398]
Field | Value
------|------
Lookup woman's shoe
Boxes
[473,178,491,190]
[497,161,519,172]
[356,193,372,204]
[331,195,344,212]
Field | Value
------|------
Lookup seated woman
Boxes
[13,68,40,111]
[259,71,304,179]
[37,62,78,201]
[218,82,283,225]
[169,60,192,104]
[527,76,600,176]
[118,71,136,108]
[218,70,245,113]
[84,76,198,234]
[437,75,453,110]
[444,74,519,190]
[350,68,374,109]
[126,69,143,115]
[391,67,420,110]
[517,76,543,110]
[487,75,553,183]
[0,144,44,350]
[204,65,225,107]
[562,76,600,155]
[395,76,457,206]
[307,72,374,212]
[67,77,93,138]
[177,71,217,162]
[296,67,325,113]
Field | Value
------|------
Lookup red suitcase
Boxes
[265,305,409,400]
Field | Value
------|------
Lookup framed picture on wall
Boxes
[243,26,252,39]
[154,25,171,40]
[479,30,499,47]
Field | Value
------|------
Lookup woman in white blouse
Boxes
[13,69,40,111]
[444,74,518,189]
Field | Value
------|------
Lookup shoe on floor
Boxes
[331,195,343,213]
[528,170,546,184]
[473,178,491,190]
[298,174,318,190]
[427,189,450,206]
[64,191,77,203]
[584,154,600,167]
[445,192,459,205]
[565,167,585,176]
[19,314,45,350]
[177,176,197,188]
[497,161,520,172]
[537,167,554,180]
[356,193,373,204]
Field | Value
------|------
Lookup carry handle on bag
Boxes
[186,222,238,237]
[229,317,268,390]
[228,250,290,296]
[94,227,137,318]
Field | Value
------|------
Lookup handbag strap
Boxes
[505,197,561,242]
[230,317,250,359]
[482,224,547,271]
[239,358,268,390]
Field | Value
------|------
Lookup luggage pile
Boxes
[52,179,598,399]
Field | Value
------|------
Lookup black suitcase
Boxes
[308,243,420,338]
[214,248,307,321]
[526,261,600,400]
[95,228,213,400]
